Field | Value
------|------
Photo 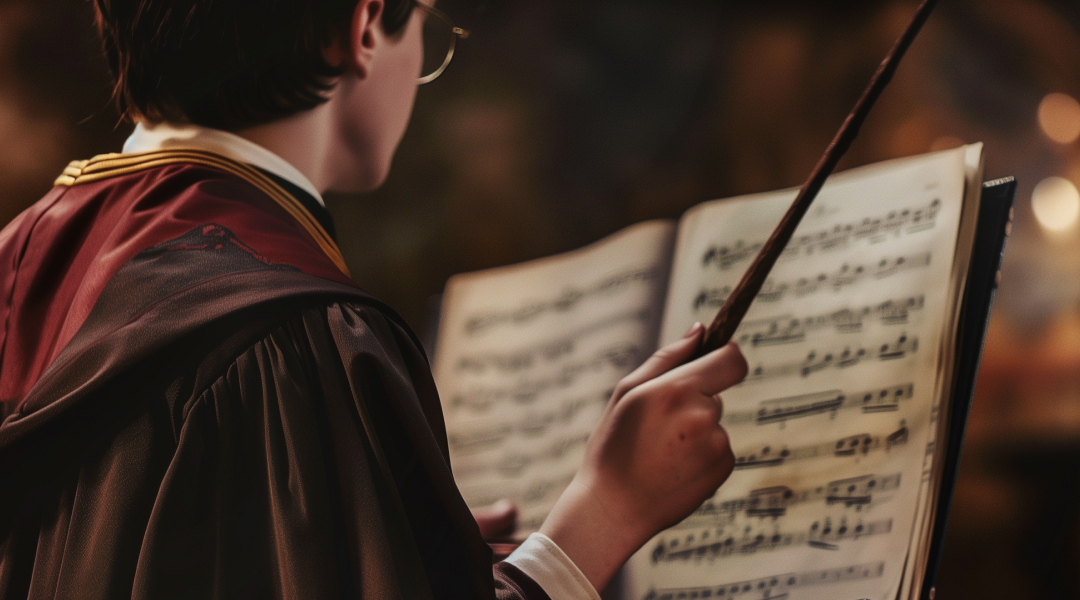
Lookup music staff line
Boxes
[642,561,885,600]
[701,198,941,270]
[723,383,915,427]
[741,334,918,384]
[652,517,893,563]
[464,266,661,335]
[449,390,609,454]
[453,431,591,479]
[455,308,651,374]
[464,472,576,513]
[449,343,640,412]
[679,472,902,530]
[694,252,932,310]
[733,295,925,347]
[733,421,910,470]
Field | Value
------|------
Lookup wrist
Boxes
[538,476,650,592]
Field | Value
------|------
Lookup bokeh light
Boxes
[1031,176,1080,233]
[1037,93,1080,144]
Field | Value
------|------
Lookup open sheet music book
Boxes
[432,145,1014,600]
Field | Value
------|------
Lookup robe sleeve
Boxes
[319,302,578,600]
[187,299,560,600]
[0,297,564,600]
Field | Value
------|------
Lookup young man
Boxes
[0,0,747,598]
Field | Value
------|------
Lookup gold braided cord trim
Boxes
[54,149,350,277]
[55,161,89,186]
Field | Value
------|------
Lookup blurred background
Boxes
[2,0,1079,596]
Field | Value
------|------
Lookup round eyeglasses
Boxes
[415,2,470,85]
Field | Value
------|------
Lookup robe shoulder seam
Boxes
[53,149,349,277]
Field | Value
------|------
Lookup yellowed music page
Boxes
[624,145,982,600]
[434,221,676,535]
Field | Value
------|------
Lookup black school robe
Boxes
[0,149,549,600]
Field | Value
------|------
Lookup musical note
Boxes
[651,517,893,562]
[456,309,651,374]
[437,222,679,540]
[642,562,885,600]
[739,335,918,384]
[693,285,733,311]
[464,472,577,511]
[723,383,914,426]
[732,421,910,470]
[886,421,909,450]
[702,240,764,270]
[449,391,609,454]
[700,199,941,271]
[464,267,661,335]
[823,473,902,507]
[677,472,902,529]
[449,423,512,454]
[615,148,975,597]
[729,296,925,347]
[773,253,932,299]
[450,344,641,412]
[453,431,592,478]
[694,253,932,310]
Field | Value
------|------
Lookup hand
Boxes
[472,499,517,541]
[474,499,520,561]
[539,323,747,592]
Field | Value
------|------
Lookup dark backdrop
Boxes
[2,1,1079,598]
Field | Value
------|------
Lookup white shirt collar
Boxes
[122,121,325,207]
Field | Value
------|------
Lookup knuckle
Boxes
[712,393,725,410]
[712,418,728,437]
[685,410,712,430]
[714,424,732,447]
[721,438,736,464]
[697,398,722,423]
[708,402,724,424]
[729,347,749,378]
[648,378,686,404]
[684,406,720,435]
[709,430,735,465]
[669,378,694,399]
[665,382,698,409]
[647,383,680,412]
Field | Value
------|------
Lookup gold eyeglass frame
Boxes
[414,2,470,85]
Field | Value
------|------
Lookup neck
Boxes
[236,102,338,194]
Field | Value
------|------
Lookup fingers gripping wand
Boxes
[694,0,940,359]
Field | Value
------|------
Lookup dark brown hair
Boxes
[92,0,414,130]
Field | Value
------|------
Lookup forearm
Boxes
[538,478,648,593]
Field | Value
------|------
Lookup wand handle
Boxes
[695,0,940,358]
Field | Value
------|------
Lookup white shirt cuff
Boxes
[504,532,601,600]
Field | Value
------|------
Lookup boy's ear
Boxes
[325,0,384,79]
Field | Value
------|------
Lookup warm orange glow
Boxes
[929,136,964,152]
[1037,93,1080,144]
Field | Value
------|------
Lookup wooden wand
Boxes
[695,0,940,358]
